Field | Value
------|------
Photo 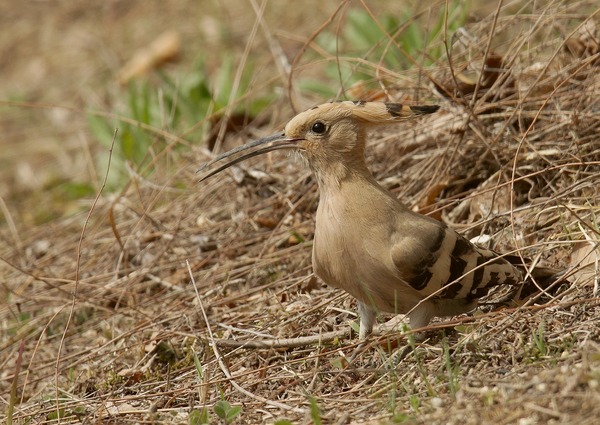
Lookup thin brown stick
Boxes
[54,128,117,420]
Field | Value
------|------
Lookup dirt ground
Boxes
[1,1,600,424]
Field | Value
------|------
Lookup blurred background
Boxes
[0,0,493,228]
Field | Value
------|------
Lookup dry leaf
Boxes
[254,216,278,229]
[569,240,599,290]
[300,275,320,293]
[414,181,450,221]
[434,54,512,100]
[346,80,387,101]
[564,19,599,65]
[516,61,555,97]
[117,30,181,84]
[207,113,263,152]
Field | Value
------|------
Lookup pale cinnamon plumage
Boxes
[200,101,546,340]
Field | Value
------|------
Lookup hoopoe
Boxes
[200,101,554,340]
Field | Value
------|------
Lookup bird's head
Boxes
[199,101,439,181]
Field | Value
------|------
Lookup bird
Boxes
[199,101,556,340]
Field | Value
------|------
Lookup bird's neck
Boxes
[311,156,377,196]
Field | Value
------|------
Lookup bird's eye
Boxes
[311,121,327,135]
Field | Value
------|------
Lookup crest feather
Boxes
[349,102,440,125]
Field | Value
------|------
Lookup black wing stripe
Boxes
[407,227,447,290]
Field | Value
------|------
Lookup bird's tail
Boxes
[480,256,568,310]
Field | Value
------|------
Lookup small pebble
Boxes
[430,397,443,408]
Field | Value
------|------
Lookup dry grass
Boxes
[2,1,600,424]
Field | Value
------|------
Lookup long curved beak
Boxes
[198,132,303,182]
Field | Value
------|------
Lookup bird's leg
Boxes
[348,301,377,362]
[406,302,436,342]
[358,301,377,340]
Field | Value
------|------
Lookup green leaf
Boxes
[189,408,209,424]
[298,79,337,98]
[213,56,234,107]
[47,408,66,420]
[214,400,229,420]
[87,114,116,149]
[214,400,241,423]
[329,356,346,370]
[60,181,95,200]
[225,405,241,421]
[120,128,139,162]
[308,396,322,425]
[193,351,203,379]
